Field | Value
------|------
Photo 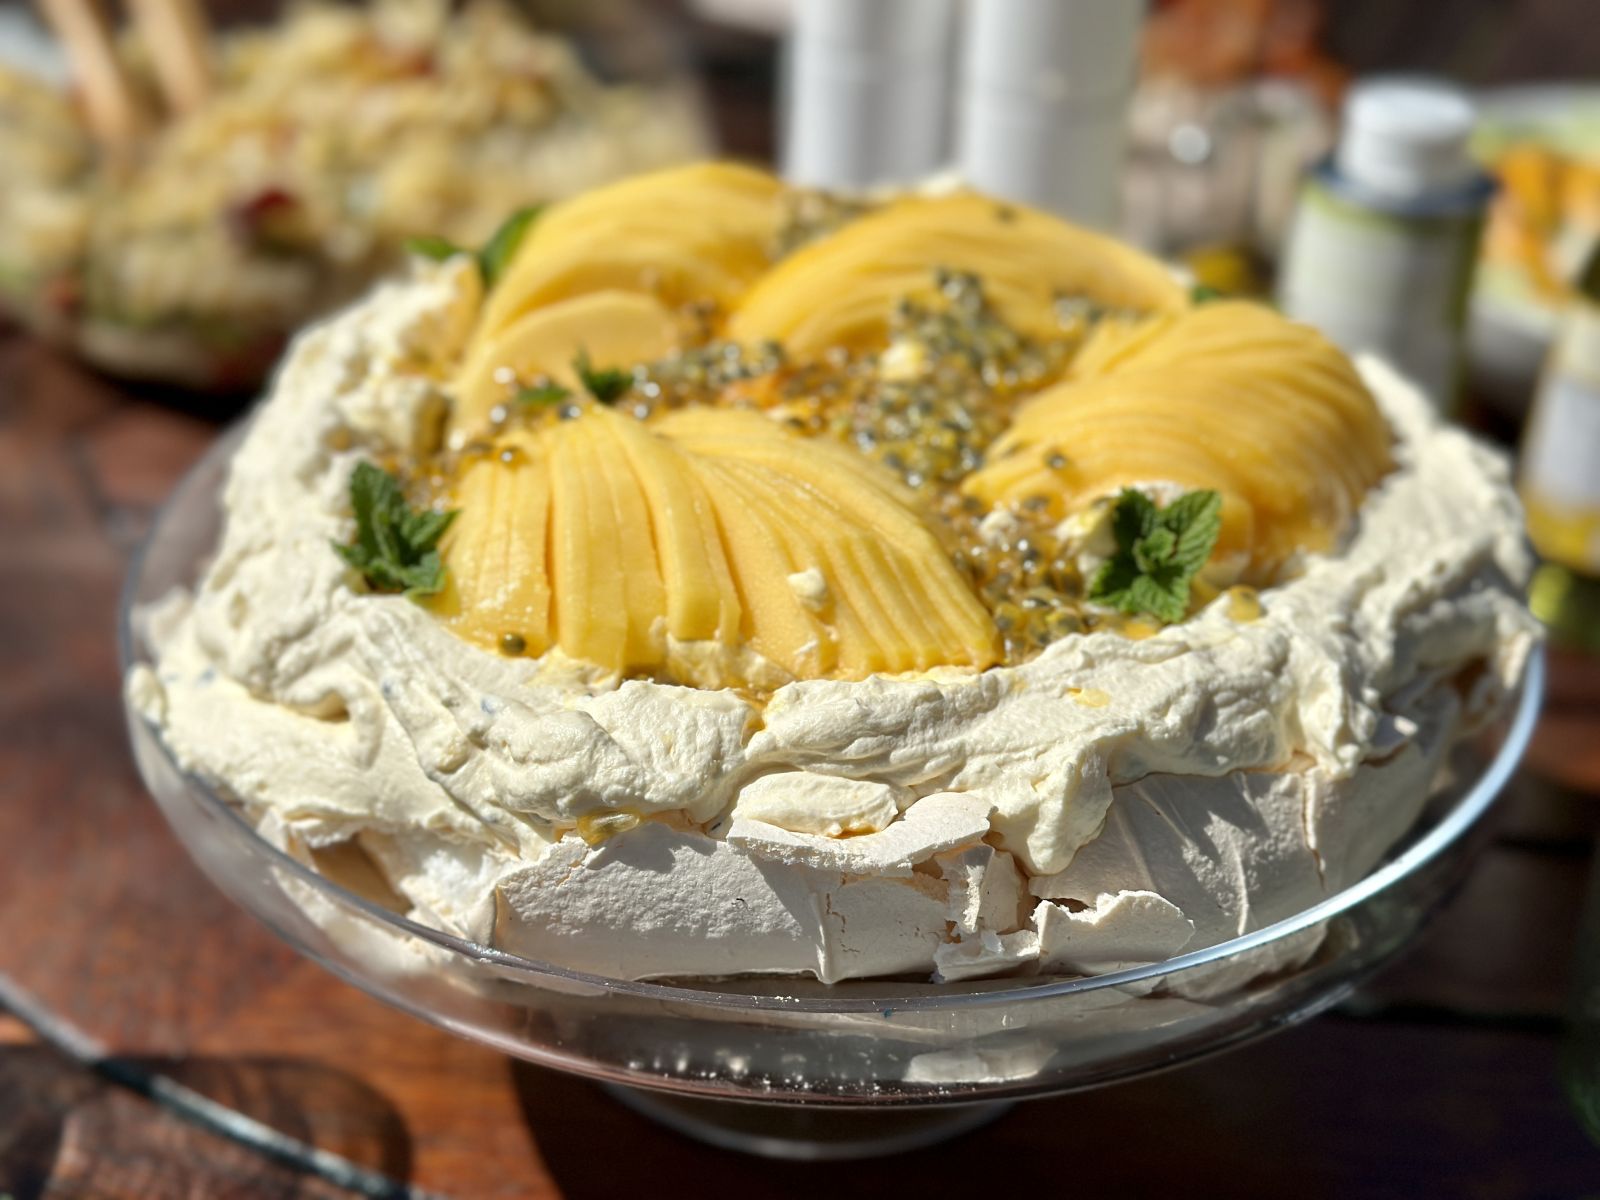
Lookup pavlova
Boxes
[127,162,1539,985]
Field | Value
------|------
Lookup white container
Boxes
[782,0,959,191]
[959,95,1130,229]
[1522,257,1600,574]
[955,0,1145,227]
[1277,77,1494,411]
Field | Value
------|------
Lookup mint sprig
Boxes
[403,234,465,262]
[403,204,544,286]
[573,347,632,403]
[478,205,544,288]
[1089,488,1222,623]
[517,381,571,407]
[332,462,457,599]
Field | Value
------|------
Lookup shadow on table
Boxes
[508,1016,1598,1200]
[506,1061,1309,1198]
[0,1043,414,1196]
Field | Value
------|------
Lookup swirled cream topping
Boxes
[128,165,1539,986]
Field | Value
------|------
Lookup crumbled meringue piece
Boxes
[935,843,1025,937]
[904,1038,1058,1085]
[932,929,1041,982]
[727,792,993,876]
[730,772,907,837]
[1034,892,1197,973]
[785,567,831,613]
[492,821,950,983]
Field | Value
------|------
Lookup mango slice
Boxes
[429,432,553,654]
[437,404,999,683]
[688,457,839,678]
[964,302,1392,576]
[563,415,667,668]
[602,407,742,645]
[548,420,630,670]
[452,289,679,438]
[725,192,1187,355]
[476,162,787,343]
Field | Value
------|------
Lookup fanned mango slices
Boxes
[964,302,1392,576]
[452,290,678,438]
[725,192,1187,355]
[475,162,787,344]
[658,409,999,676]
[435,405,999,683]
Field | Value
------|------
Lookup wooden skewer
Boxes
[35,0,149,150]
[126,0,212,115]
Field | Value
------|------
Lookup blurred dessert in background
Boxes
[1465,86,1600,412]
[0,0,709,389]
[1480,113,1600,309]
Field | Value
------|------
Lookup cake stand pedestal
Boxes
[601,1085,1013,1159]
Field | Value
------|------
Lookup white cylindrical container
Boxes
[1519,242,1600,651]
[781,0,959,191]
[1277,76,1494,411]
[955,0,1146,227]
[1523,244,1600,578]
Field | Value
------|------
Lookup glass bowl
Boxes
[120,422,1544,1159]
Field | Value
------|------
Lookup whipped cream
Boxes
[128,263,1540,987]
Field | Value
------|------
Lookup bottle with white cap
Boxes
[1276,76,1495,410]
[955,0,1145,228]
[782,0,959,192]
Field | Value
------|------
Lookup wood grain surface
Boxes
[4,315,1600,1198]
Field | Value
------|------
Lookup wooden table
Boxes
[4,323,1600,1198]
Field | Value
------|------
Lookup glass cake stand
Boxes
[119,425,1545,1159]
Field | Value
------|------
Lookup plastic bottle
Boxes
[1276,76,1494,411]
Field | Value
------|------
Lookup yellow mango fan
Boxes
[448,161,1190,439]
[725,190,1188,354]
[451,162,789,437]
[428,405,999,685]
[964,302,1393,578]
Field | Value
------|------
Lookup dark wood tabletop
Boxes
[4,318,1600,1198]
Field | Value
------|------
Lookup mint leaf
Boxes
[408,204,543,283]
[397,504,456,553]
[1127,574,1186,624]
[478,205,543,288]
[404,234,465,262]
[573,347,632,403]
[1089,553,1140,602]
[1110,487,1158,548]
[332,462,457,599]
[1166,489,1223,573]
[517,382,571,407]
[1132,525,1175,575]
[1088,487,1222,624]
